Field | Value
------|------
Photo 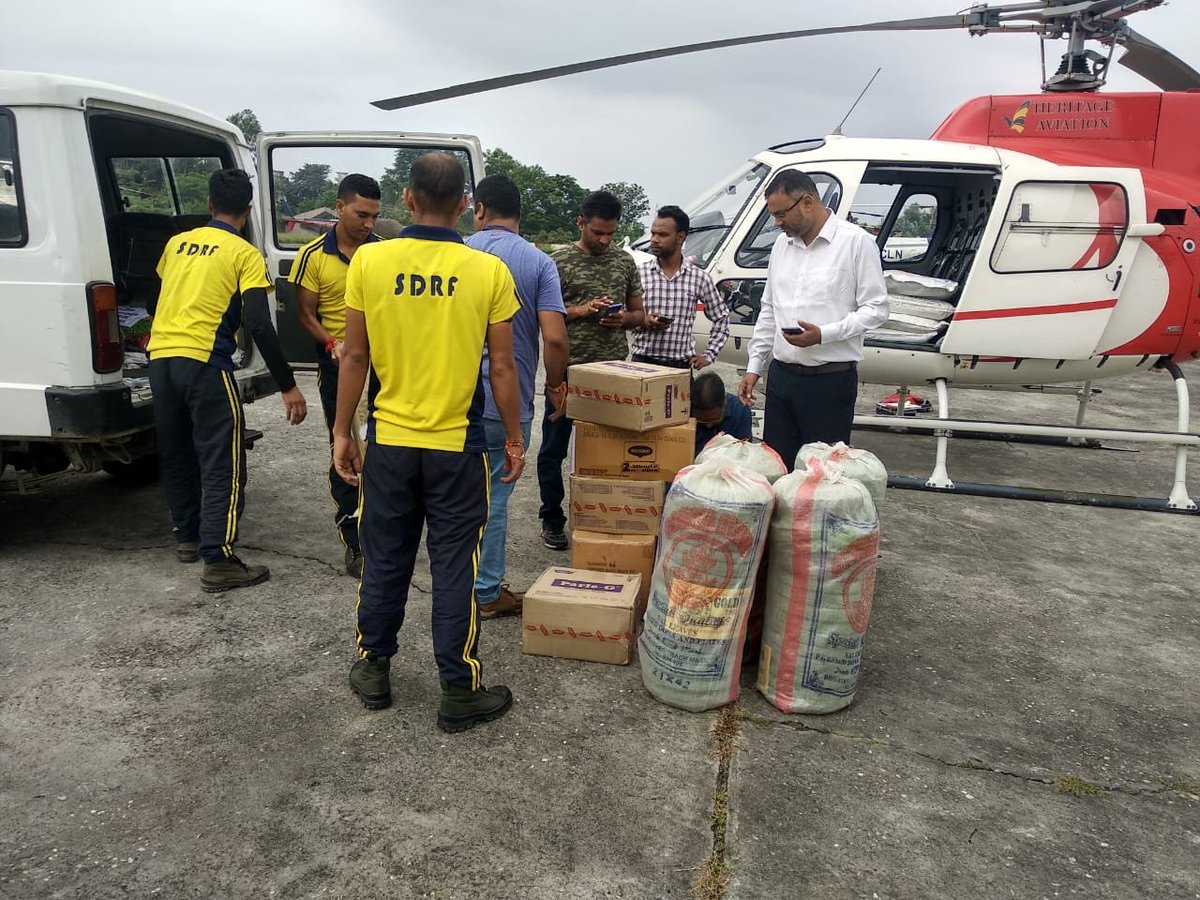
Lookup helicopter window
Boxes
[716,278,766,327]
[680,160,770,267]
[991,181,1127,274]
[0,110,26,247]
[850,186,939,263]
[885,194,937,262]
[734,171,842,268]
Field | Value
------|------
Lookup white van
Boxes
[0,71,482,488]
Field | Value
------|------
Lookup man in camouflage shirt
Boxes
[537,190,644,550]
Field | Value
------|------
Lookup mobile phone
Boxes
[601,302,625,317]
[655,315,675,326]
[782,326,805,335]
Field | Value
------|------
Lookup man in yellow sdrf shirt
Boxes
[291,174,381,578]
[148,169,307,592]
[332,153,526,733]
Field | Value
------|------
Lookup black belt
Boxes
[632,354,692,370]
[776,360,857,376]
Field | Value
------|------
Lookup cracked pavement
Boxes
[0,367,1197,899]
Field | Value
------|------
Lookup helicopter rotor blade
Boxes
[1115,24,1200,91]
[371,14,983,110]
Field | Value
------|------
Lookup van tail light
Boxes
[87,281,123,373]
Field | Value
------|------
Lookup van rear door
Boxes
[255,132,485,367]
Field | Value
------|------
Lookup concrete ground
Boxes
[1,365,1197,899]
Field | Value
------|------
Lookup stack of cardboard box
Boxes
[523,361,695,666]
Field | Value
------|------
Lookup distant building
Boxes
[283,206,337,235]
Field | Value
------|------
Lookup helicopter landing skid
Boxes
[853,368,1200,515]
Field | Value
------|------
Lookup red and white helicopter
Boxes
[372,0,1200,514]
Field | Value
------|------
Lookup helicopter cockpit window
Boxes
[991,181,1128,274]
[734,172,842,269]
[679,160,770,267]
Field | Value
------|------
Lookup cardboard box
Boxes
[522,567,641,665]
[573,419,696,482]
[570,530,657,620]
[569,476,664,535]
[566,361,691,431]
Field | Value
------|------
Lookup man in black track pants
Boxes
[148,168,307,592]
[332,153,525,732]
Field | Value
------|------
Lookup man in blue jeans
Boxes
[466,175,569,618]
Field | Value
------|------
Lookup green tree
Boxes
[112,159,173,213]
[283,163,336,212]
[227,109,262,145]
[599,181,649,241]
[174,171,211,214]
[379,148,427,222]
[892,202,935,238]
[484,148,586,243]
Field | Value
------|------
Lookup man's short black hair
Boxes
[475,174,521,220]
[208,168,253,215]
[581,190,622,222]
[693,371,726,413]
[656,205,690,234]
[409,152,465,215]
[765,169,820,200]
[338,173,381,202]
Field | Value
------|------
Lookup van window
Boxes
[169,156,223,214]
[0,110,25,246]
[111,156,224,215]
[112,157,174,214]
[268,145,477,248]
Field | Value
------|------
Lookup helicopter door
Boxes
[942,169,1143,359]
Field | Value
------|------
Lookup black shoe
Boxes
[540,526,569,551]
[349,656,392,710]
[176,540,200,564]
[200,555,270,593]
[437,681,513,733]
[345,545,363,579]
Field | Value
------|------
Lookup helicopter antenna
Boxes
[832,67,881,136]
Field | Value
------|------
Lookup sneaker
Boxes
[344,546,363,579]
[200,555,270,593]
[349,656,392,710]
[437,681,513,733]
[176,540,200,564]
[540,526,569,551]
[478,585,523,620]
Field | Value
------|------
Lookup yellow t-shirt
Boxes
[288,226,380,342]
[149,222,272,370]
[345,225,520,452]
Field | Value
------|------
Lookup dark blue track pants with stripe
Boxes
[149,357,246,564]
[355,443,489,690]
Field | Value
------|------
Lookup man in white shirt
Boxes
[738,170,889,471]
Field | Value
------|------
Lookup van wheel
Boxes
[102,455,161,485]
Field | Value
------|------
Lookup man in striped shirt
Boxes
[632,205,730,369]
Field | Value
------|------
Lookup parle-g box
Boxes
[522,567,642,665]
[566,361,691,431]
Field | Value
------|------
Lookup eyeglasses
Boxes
[766,195,806,220]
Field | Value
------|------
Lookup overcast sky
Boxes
[8,1,1199,210]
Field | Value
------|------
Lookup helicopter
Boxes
[371,0,1200,514]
